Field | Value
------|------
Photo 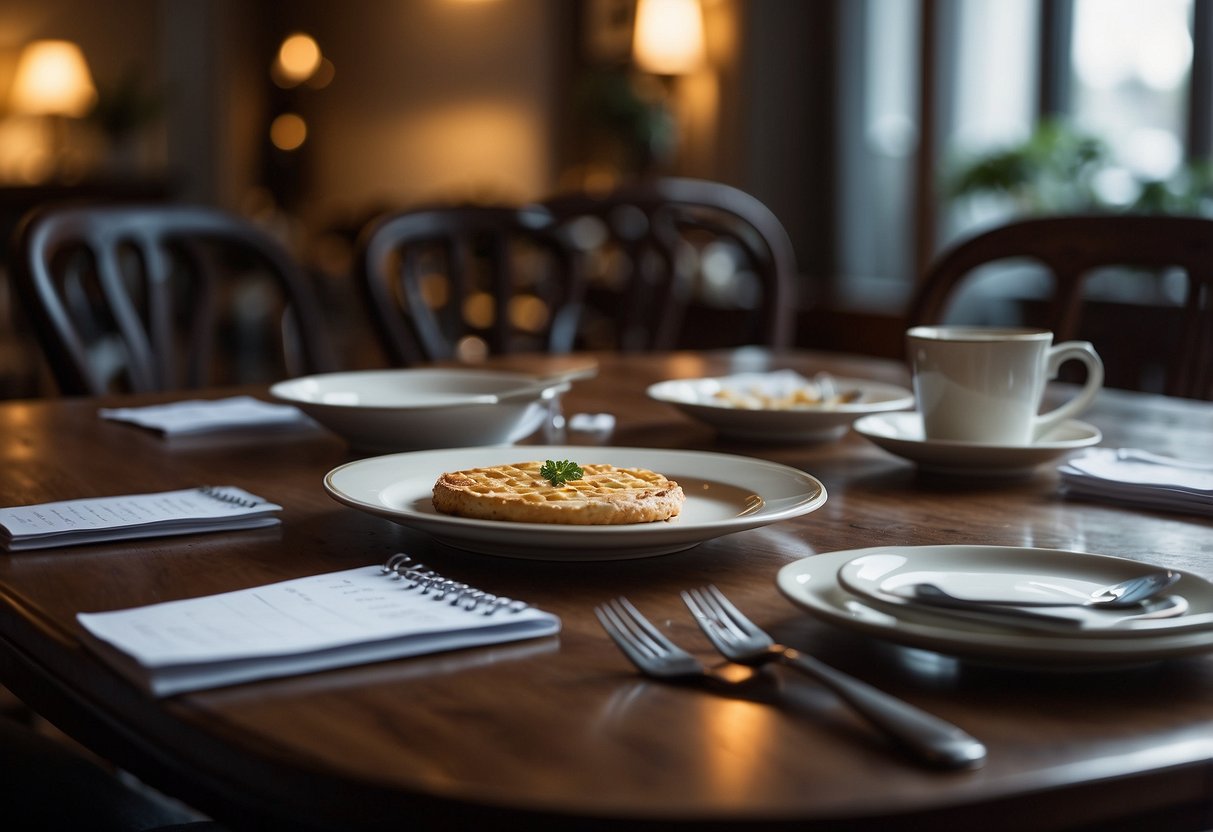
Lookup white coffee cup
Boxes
[906,326,1104,444]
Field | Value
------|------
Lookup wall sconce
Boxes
[632,0,705,76]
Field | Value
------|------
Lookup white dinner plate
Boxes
[853,412,1102,475]
[777,545,1213,666]
[647,373,913,442]
[325,446,827,560]
[836,550,1203,637]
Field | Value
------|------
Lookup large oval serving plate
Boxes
[325,446,827,560]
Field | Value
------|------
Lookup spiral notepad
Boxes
[77,554,561,696]
[0,486,282,551]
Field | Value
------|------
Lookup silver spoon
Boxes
[897,569,1180,610]
[890,593,1189,633]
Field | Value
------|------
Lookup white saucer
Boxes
[853,412,1101,475]
[777,546,1213,666]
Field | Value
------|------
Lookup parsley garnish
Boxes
[540,459,584,486]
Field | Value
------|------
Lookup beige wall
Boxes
[0,0,160,88]
[0,0,163,183]
[0,1,818,274]
[0,0,564,227]
[283,0,562,227]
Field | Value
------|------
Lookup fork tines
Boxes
[595,597,701,677]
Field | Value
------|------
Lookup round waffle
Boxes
[432,461,686,525]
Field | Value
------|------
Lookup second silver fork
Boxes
[682,585,986,770]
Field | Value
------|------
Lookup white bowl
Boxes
[647,371,915,442]
[271,369,567,452]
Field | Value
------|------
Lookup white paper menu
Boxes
[0,487,281,551]
[78,564,561,696]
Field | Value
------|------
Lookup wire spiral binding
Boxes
[381,553,529,615]
[197,486,261,509]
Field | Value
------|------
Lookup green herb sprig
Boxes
[540,459,584,486]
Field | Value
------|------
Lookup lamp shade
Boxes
[633,0,705,75]
[10,40,97,117]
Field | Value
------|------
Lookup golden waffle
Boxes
[432,461,686,525]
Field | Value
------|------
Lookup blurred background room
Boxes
[0,0,1206,397]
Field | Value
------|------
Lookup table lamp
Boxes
[9,39,98,180]
[633,0,706,76]
[630,0,706,174]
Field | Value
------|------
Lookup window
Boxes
[1071,0,1194,200]
[835,0,921,301]
[833,0,1211,300]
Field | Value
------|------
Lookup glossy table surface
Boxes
[2,349,1213,831]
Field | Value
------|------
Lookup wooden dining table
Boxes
[2,348,1213,831]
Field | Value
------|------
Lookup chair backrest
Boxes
[908,214,1213,399]
[11,203,338,395]
[355,204,579,364]
[542,177,798,351]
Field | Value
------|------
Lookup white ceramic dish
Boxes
[646,374,914,442]
[777,546,1213,666]
[324,445,827,560]
[853,412,1101,475]
[836,551,1198,636]
[270,369,568,453]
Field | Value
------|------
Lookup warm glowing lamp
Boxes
[10,40,97,117]
[273,33,323,87]
[633,0,705,75]
[270,112,308,151]
[8,40,97,181]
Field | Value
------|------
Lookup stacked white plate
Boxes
[777,545,1213,667]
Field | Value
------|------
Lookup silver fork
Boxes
[682,585,987,770]
[595,597,721,681]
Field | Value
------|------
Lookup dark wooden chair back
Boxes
[355,205,580,364]
[908,214,1213,399]
[542,177,797,351]
[11,203,337,395]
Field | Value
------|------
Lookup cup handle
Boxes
[1033,341,1103,440]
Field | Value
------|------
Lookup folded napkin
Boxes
[1059,448,1213,515]
[100,396,308,436]
[568,412,616,434]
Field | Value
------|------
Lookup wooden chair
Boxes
[354,204,581,364]
[542,177,798,351]
[11,203,338,396]
[908,214,1213,400]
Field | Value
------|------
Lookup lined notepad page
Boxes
[78,565,561,696]
[0,487,281,551]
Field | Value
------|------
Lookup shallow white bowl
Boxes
[271,369,566,452]
[647,373,914,442]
